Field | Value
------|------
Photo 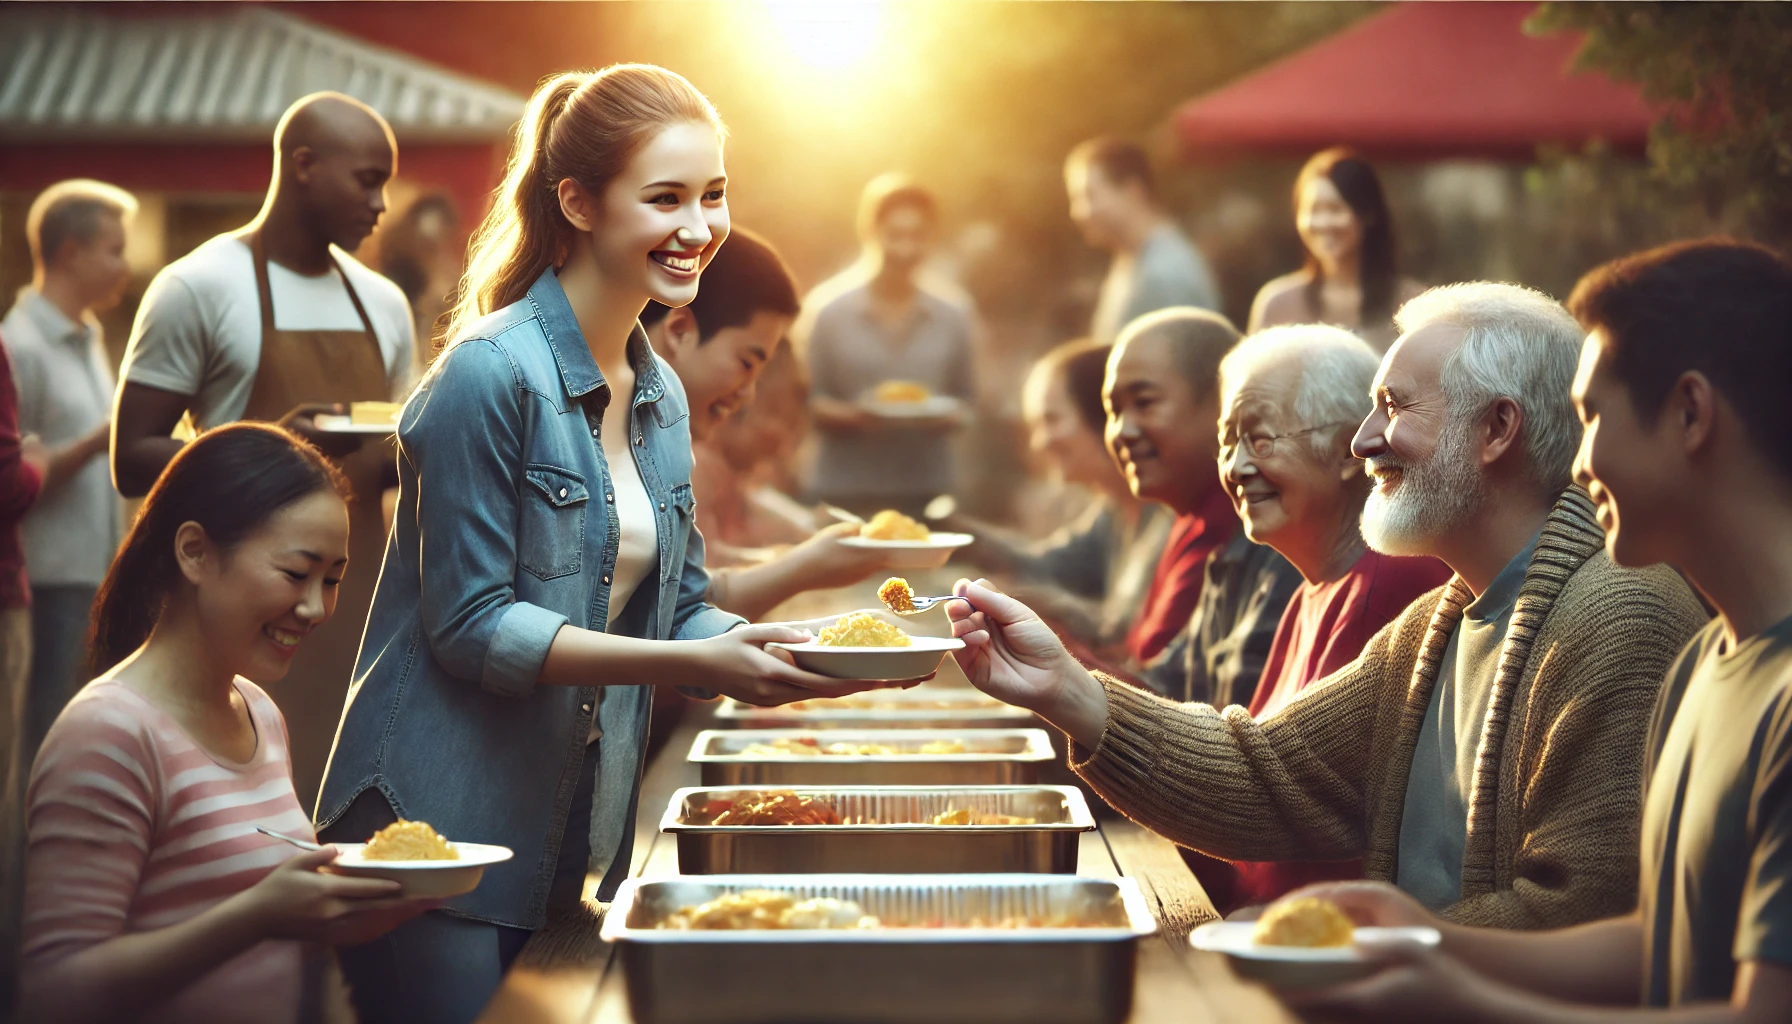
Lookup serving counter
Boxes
[476,696,1299,1024]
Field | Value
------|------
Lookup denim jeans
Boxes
[327,741,597,1024]
[24,584,94,765]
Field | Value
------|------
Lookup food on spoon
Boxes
[361,819,458,861]
[816,612,912,648]
[878,577,917,613]
[349,400,403,426]
[871,380,931,404]
[1252,896,1356,948]
[859,509,931,541]
[658,890,881,931]
[928,808,1039,826]
[692,790,844,826]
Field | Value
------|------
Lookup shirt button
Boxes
[635,436,643,446]
[558,487,568,499]
[592,428,600,438]
[602,575,611,584]
[606,494,614,503]
[659,502,667,511]
[580,703,592,713]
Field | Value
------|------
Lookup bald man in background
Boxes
[113,92,415,807]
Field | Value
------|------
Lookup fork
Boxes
[892,594,972,615]
[255,825,325,852]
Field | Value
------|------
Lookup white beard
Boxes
[1360,419,1488,556]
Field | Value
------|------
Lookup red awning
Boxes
[1173,2,1655,161]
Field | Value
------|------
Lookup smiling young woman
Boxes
[314,66,876,1023]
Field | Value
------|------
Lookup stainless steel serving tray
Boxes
[601,874,1156,1024]
[715,686,1037,730]
[662,785,1094,874]
[688,728,1056,787]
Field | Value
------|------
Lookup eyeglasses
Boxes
[1218,422,1354,461]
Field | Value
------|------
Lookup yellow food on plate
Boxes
[349,400,403,425]
[1251,896,1355,948]
[362,819,458,861]
[859,510,931,542]
[928,808,1039,826]
[872,380,932,403]
[658,890,880,930]
[878,577,916,613]
[816,613,912,648]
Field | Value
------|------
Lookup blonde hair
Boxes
[27,179,137,270]
[443,65,724,346]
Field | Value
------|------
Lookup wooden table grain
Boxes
[479,691,1298,1024]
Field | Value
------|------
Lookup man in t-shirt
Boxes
[1286,239,1792,1021]
[113,92,413,807]
[1065,137,1220,344]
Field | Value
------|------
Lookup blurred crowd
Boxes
[1,67,1789,1024]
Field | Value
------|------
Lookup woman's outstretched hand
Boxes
[944,578,1108,749]
[688,623,896,707]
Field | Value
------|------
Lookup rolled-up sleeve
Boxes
[403,339,567,697]
[670,513,745,643]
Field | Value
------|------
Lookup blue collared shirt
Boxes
[316,269,742,928]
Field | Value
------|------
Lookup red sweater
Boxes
[0,335,43,609]
[1125,487,1238,663]
[1219,549,1450,911]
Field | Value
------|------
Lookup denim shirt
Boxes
[315,268,742,929]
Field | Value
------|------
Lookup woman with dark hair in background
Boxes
[19,424,431,1024]
[946,339,1169,660]
[376,191,462,388]
[1248,147,1423,350]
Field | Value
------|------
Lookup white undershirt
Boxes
[604,434,658,627]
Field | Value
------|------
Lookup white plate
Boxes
[1190,921,1440,989]
[328,841,513,898]
[769,635,965,681]
[312,414,396,435]
[865,396,962,420]
[838,531,972,569]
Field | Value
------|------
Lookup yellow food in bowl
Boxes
[350,400,403,425]
[860,510,930,541]
[872,380,932,403]
[1251,896,1355,948]
[878,577,916,613]
[362,820,458,861]
[816,613,912,648]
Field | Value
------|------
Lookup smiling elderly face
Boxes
[1218,357,1361,559]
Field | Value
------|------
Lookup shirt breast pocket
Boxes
[519,465,589,581]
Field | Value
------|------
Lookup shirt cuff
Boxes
[481,602,568,698]
[1068,674,1164,789]
[674,604,747,643]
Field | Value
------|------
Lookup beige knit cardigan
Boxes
[1073,487,1709,929]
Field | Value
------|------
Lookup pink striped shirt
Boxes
[23,678,312,1024]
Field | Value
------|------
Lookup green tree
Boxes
[1528,2,1792,243]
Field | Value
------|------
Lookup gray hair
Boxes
[1219,324,1380,455]
[1394,282,1584,492]
[27,179,137,270]
[1112,306,1241,404]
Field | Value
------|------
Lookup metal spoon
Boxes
[255,825,325,852]
[821,504,866,526]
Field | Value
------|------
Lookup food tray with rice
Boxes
[601,874,1157,1024]
[714,685,1037,730]
[688,728,1056,786]
[662,785,1094,874]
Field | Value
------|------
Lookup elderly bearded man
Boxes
[944,283,1708,929]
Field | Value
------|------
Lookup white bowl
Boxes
[837,532,973,570]
[1189,921,1441,990]
[769,635,965,681]
[328,842,514,898]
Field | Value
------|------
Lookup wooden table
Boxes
[477,697,1299,1024]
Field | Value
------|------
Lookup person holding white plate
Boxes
[19,424,434,1024]
[314,66,882,1024]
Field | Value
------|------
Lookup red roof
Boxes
[1173,2,1655,161]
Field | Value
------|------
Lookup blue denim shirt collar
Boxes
[524,267,670,408]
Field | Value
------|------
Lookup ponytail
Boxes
[442,65,724,349]
[87,424,347,677]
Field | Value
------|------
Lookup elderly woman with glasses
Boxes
[1205,323,1450,913]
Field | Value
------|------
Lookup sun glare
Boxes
[765,1,885,71]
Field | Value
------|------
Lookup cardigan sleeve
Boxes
[1071,606,1422,863]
